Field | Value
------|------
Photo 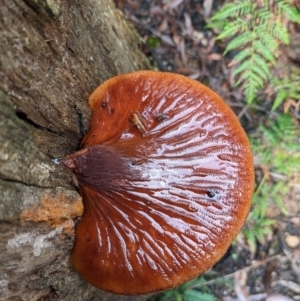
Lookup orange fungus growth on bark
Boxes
[62,71,254,295]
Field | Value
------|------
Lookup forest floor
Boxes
[115,1,300,301]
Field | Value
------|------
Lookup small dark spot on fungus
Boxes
[62,71,254,295]
[207,190,216,198]
[156,113,168,122]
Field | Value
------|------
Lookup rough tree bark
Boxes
[0,0,151,300]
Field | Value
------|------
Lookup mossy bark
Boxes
[0,0,151,300]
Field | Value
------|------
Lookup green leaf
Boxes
[224,31,252,53]
[252,54,270,78]
[257,29,279,52]
[206,20,227,30]
[251,65,269,81]
[210,0,253,21]
[273,195,288,215]
[231,48,252,63]
[244,228,257,254]
[254,40,276,62]
[216,18,249,39]
[232,60,251,77]
[270,68,300,109]
[270,22,289,44]
[209,0,300,108]
[161,289,181,301]
[277,0,300,23]
[184,290,217,301]
[146,36,162,48]
[244,73,264,103]
[272,89,287,110]
[257,8,275,22]
[260,219,275,227]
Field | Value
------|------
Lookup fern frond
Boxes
[290,88,300,99]
[291,69,300,81]
[272,90,287,110]
[224,31,252,53]
[216,18,249,40]
[232,60,251,77]
[254,40,276,62]
[245,113,300,253]
[231,48,252,63]
[254,220,274,241]
[270,21,289,44]
[252,54,270,78]
[252,66,269,81]
[261,125,280,146]
[234,56,269,82]
[257,29,279,52]
[210,0,253,21]
[160,290,180,301]
[270,67,300,110]
[277,0,300,23]
[180,278,204,292]
[277,114,298,133]
[244,226,257,254]
[257,8,276,23]
[210,0,299,105]
[184,290,217,301]
[206,20,227,30]
[244,73,264,103]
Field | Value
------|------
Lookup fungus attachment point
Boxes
[62,71,254,295]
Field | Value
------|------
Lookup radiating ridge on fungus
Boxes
[62,71,254,295]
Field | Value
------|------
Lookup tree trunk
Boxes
[0,0,151,300]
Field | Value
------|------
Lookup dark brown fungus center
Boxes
[62,71,254,295]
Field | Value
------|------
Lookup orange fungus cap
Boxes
[62,71,254,295]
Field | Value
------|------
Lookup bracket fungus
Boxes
[62,70,254,295]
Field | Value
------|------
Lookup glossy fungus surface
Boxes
[62,71,254,295]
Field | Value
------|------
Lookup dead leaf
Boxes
[290,216,300,226]
[206,53,222,60]
[266,294,295,301]
[150,5,164,15]
[178,38,187,65]
[276,280,300,294]
[191,30,205,42]
[184,12,193,36]
[203,0,213,16]
[158,18,169,32]
[175,67,201,79]
[234,270,248,301]
[160,34,175,46]
[126,0,140,10]
[285,234,300,248]
[166,0,185,10]
[228,59,238,67]
[284,248,300,282]
[283,99,300,114]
